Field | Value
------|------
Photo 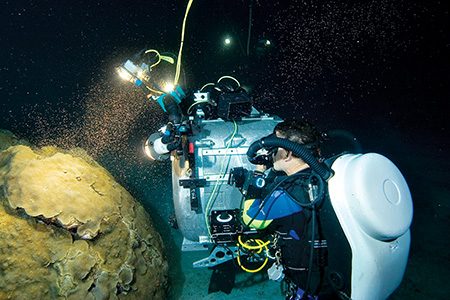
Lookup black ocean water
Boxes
[1,1,448,299]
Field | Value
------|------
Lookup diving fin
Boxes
[208,261,236,295]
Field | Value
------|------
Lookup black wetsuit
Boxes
[243,169,340,299]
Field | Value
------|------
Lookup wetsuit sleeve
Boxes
[242,198,272,230]
[242,188,303,230]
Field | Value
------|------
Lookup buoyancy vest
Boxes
[242,168,351,298]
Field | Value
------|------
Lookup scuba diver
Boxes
[241,119,341,300]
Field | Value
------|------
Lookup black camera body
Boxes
[228,167,249,189]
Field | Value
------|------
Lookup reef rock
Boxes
[0,140,168,299]
[0,129,29,151]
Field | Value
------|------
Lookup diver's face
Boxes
[272,131,288,172]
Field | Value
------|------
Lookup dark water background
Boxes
[0,0,448,299]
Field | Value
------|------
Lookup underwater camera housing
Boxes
[171,108,281,243]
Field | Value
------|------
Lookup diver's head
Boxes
[271,119,322,174]
[273,119,321,157]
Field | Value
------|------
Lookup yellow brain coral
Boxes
[0,141,168,299]
[3,145,120,239]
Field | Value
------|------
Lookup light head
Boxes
[143,132,171,161]
[116,59,150,86]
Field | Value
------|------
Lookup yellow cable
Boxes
[139,77,164,95]
[217,76,241,88]
[238,235,270,250]
[200,82,215,91]
[187,99,209,115]
[144,49,162,69]
[160,54,175,64]
[174,0,194,86]
[236,238,269,273]
[146,87,164,95]
[144,83,164,95]
[134,49,166,95]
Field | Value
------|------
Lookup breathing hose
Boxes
[247,135,334,181]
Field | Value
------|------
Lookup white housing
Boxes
[328,153,413,300]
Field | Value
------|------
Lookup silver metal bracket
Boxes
[181,237,211,252]
[193,245,239,268]
[194,92,210,102]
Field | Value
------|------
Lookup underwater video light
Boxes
[162,81,175,93]
[143,132,171,161]
[116,65,134,82]
[115,59,150,86]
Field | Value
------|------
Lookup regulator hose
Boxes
[247,134,334,181]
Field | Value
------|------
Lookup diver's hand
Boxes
[228,167,248,189]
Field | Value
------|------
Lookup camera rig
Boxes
[117,62,280,268]
[114,0,413,295]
